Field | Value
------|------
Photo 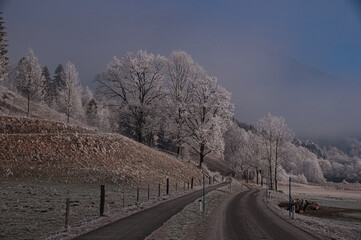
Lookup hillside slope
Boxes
[0,85,86,126]
[0,116,206,186]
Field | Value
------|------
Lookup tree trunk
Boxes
[274,162,278,192]
[177,146,181,158]
[199,143,205,168]
[256,169,259,185]
[67,87,71,124]
[199,153,204,168]
[269,158,273,190]
[138,130,143,144]
[275,148,278,191]
[27,91,30,117]
[269,144,273,190]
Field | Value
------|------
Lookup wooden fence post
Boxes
[122,188,125,208]
[137,187,140,202]
[100,185,105,216]
[176,182,178,193]
[65,198,70,229]
[191,177,194,189]
[147,185,150,201]
[166,178,169,195]
[158,183,161,197]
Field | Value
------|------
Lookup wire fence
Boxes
[0,175,221,239]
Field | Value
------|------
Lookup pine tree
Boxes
[42,66,55,106]
[0,12,9,83]
[54,64,65,95]
[86,98,98,126]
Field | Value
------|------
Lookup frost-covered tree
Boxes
[96,50,166,144]
[0,12,8,83]
[82,86,94,107]
[186,74,233,167]
[97,104,115,132]
[281,142,325,183]
[54,64,65,96]
[16,49,44,117]
[164,51,203,157]
[224,121,245,169]
[246,132,267,184]
[58,62,83,123]
[2,62,16,90]
[42,66,55,106]
[257,113,294,190]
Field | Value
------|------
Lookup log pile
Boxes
[278,199,319,213]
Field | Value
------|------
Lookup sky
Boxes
[2,0,361,140]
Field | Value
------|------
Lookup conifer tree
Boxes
[54,64,65,95]
[86,98,98,126]
[42,66,55,105]
[0,12,9,83]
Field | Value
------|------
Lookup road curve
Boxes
[75,183,226,240]
[208,185,318,240]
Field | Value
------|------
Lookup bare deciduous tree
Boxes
[96,50,166,144]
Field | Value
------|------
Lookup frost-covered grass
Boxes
[0,85,86,126]
[0,179,214,239]
[265,181,361,240]
[146,179,244,240]
[0,114,223,239]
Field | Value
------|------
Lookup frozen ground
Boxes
[266,182,361,240]
[146,179,244,240]
[0,115,223,239]
[0,179,214,239]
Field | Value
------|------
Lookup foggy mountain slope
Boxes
[0,116,206,185]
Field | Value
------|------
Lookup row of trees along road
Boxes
[96,50,233,167]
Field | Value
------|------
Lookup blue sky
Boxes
[2,0,361,140]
